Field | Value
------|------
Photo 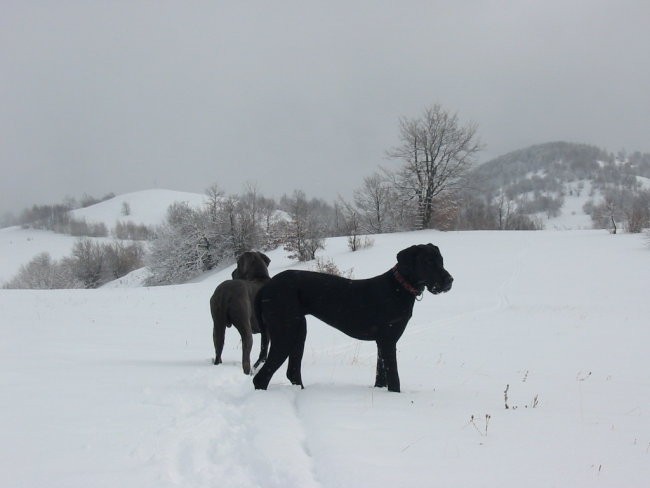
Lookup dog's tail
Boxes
[253,285,269,367]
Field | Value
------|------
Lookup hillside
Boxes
[467,142,650,230]
[2,229,650,487]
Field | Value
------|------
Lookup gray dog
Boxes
[210,251,271,374]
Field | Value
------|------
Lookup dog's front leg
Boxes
[376,340,400,392]
[253,330,268,369]
[374,344,387,388]
[234,322,253,375]
[286,318,307,388]
[213,323,225,366]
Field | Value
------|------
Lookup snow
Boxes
[637,176,650,190]
[2,228,650,487]
[544,180,595,230]
[100,267,152,288]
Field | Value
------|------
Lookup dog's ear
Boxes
[256,252,271,266]
[232,253,248,279]
[396,245,419,266]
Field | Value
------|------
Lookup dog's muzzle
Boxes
[427,273,453,294]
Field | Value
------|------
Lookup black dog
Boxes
[252,244,453,392]
[210,251,271,374]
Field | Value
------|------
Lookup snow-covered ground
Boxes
[2,229,649,487]
[544,180,594,230]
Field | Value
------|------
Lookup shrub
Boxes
[3,240,144,289]
[312,257,353,278]
[3,253,80,289]
[347,234,374,252]
[113,221,153,240]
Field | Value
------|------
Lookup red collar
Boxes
[391,265,422,297]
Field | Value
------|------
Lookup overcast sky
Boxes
[2,0,649,215]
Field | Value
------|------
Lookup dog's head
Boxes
[231,251,271,281]
[396,244,453,295]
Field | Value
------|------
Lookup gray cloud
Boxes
[2,0,649,214]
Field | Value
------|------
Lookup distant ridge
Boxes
[465,141,650,229]
[471,142,612,192]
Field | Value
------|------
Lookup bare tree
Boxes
[387,104,482,229]
[337,197,362,251]
[496,191,514,230]
[235,183,264,254]
[258,196,283,250]
[282,190,325,261]
[624,192,650,233]
[352,172,394,234]
[205,183,225,225]
[103,241,144,279]
[604,195,620,234]
[70,238,105,288]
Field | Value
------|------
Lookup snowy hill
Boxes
[70,189,208,228]
[0,189,207,284]
[2,229,650,487]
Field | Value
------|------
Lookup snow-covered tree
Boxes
[3,253,79,289]
[146,203,220,285]
[146,185,280,285]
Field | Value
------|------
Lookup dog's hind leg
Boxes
[253,324,295,390]
[286,317,307,388]
[253,344,290,390]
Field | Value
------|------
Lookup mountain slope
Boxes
[472,142,611,191]
[467,141,650,229]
